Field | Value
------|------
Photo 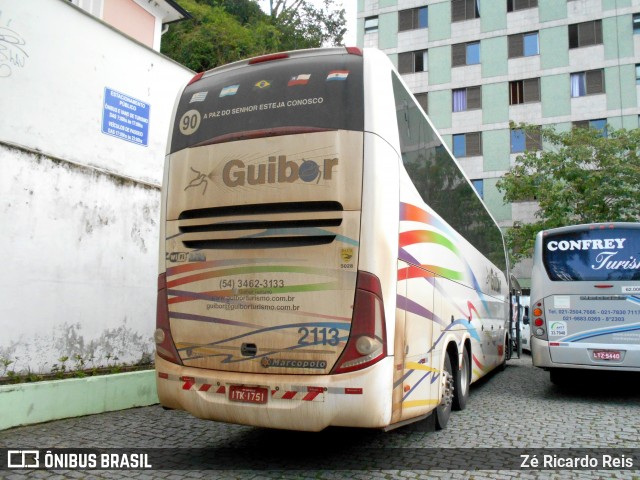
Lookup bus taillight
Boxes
[187,72,204,86]
[248,52,289,64]
[155,273,183,365]
[532,302,545,337]
[331,271,387,374]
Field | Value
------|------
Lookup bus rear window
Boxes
[170,52,363,153]
[542,227,640,281]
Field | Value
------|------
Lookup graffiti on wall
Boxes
[0,12,28,78]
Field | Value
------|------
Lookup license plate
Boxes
[229,385,268,404]
[593,350,621,361]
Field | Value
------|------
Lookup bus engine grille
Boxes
[177,202,344,250]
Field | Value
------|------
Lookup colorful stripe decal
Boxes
[559,322,640,343]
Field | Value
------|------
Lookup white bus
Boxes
[155,47,510,431]
[530,223,640,384]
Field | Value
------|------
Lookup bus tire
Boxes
[452,347,470,411]
[499,334,510,371]
[435,353,454,430]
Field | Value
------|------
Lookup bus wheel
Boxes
[436,354,454,430]
[499,335,510,371]
[453,347,470,411]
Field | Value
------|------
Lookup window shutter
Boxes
[416,93,428,114]
[594,20,602,44]
[398,52,413,74]
[508,34,523,58]
[452,43,467,66]
[399,10,413,31]
[578,21,595,46]
[523,78,540,102]
[467,86,482,109]
[466,132,482,156]
[452,0,466,22]
[586,69,604,94]
[525,131,542,151]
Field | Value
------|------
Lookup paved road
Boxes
[1,354,639,479]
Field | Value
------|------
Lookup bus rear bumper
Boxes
[155,355,394,431]
[531,337,640,371]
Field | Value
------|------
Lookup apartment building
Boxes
[357,0,640,284]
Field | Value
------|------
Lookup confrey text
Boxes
[222,156,339,187]
[546,237,639,272]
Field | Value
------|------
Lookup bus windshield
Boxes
[542,227,640,282]
[170,51,364,153]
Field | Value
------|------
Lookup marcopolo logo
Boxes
[261,357,327,369]
[222,155,338,187]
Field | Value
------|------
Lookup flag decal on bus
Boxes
[190,91,208,103]
[219,84,239,97]
[288,74,311,86]
[254,80,271,89]
[326,70,349,81]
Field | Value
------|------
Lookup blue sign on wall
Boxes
[101,87,150,146]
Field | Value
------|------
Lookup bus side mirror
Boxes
[523,316,530,325]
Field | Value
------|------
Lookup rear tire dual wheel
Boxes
[453,348,470,411]
[435,354,454,430]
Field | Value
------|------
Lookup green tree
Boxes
[496,123,640,261]
[265,0,346,50]
[161,0,280,71]
[161,0,346,72]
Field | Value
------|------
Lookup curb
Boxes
[0,370,159,430]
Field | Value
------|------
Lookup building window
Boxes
[568,20,602,48]
[415,92,428,114]
[509,78,540,105]
[636,64,640,84]
[508,31,539,58]
[364,16,379,33]
[507,0,538,12]
[399,7,428,31]
[452,41,480,67]
[452,86,481,112]
[570,69,604,97]
[452,0,480,22]
[634,14,640,34]
[453,132,482,157]
[573,118,607,136]
[511,128,541,153]
[471,179,484,199]
[398,50,428,74]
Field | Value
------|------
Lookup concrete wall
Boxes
[0,0,193,374]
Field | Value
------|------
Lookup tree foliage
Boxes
[265,0,346,50]
[161,0,346,72]
[496,123,640,261]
